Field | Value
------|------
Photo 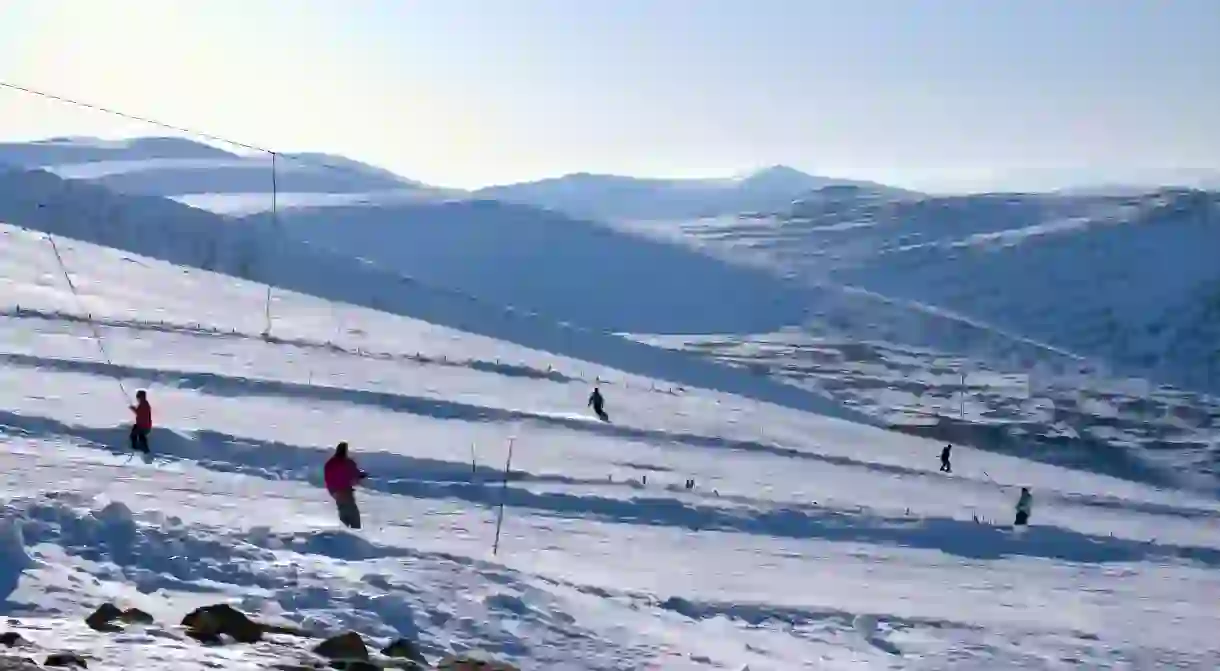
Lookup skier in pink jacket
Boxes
[324,442,367,529]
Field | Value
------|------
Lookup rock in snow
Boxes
[312,631,369,660]
[181,603,263,644]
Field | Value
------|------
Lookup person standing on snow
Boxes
[129,389,152,454]
[588,387,608,422]
[940,444,952,473]
[1014,487,1033,527]
[324,441,367,529]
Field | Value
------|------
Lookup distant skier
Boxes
[1014,487,1033,528]
[324,442,368,530]
[940,444,952,473]
[129,389,152,454]
[588,387,609,422]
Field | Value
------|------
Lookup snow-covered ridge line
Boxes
[627,187,1220,394]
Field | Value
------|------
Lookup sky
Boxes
[1,0,1218,192]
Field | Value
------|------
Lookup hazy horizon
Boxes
[3,1,1218,193]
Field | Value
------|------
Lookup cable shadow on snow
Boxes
[4,410,1220,570]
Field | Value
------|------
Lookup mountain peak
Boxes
[747,164,813,180]
[734,164,821,192]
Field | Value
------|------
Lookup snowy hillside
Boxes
[1,138,835,335]
[4,215,1220,668]
[239,199,815,335]
[0,166,868,428]
[473,166,912,221]
[618,187,1220,395]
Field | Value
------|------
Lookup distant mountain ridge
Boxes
[473,165,915,220]
[0,136,454,205]
[0,136,911,222]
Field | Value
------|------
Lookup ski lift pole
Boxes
[960,369,966,420]
[492,436,516,556]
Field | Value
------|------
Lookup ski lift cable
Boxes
[43,231,132,404]
[0,80,410,201]
[0,80,386,337]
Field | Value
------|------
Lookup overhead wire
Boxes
[0,80,402,343]
[0,79,444,398]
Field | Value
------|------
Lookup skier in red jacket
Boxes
[324,441,367,529]
[129,390,152,453]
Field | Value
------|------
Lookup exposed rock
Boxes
[119,608,154,625]
[181,603,263,644]
[44,651,88,668]
[84,603,123,632]
[380,638,426,666]
[312,632,369,661]
[0,656,40,671]
[436,654,521,671]
[0,634,27,648]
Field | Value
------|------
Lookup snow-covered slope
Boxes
[240,199,815,335]
[619,187,1220,395]
[0,166,870,428]
[473,165,912,221]
[4,217,1220,668]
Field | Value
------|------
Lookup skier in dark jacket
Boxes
[129,390,152,454]
[940,444,952,473]
[1014,487,1033,527]
[588,387,609,422]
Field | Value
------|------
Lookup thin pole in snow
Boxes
[263,151,278,338]
[492,436,516,556]
[960,369,967,420]
[470,442,479,481]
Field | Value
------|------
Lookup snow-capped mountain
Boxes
[0,136,832,336]
[0,137,910,223]
[0,164,867,427]
[472,165,911,221]
[619,186,1220,395]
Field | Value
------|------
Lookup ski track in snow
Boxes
[2,224,1220,669]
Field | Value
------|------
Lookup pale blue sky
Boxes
[2,0,1217,191]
